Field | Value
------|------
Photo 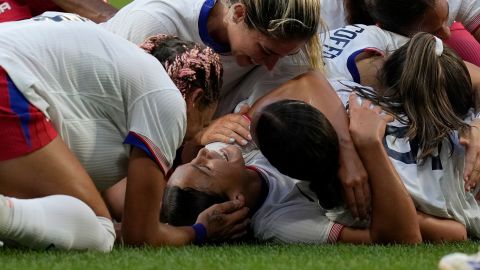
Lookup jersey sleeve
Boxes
[456,0,480,33]
[105,10,174,45]
[254,206,344,244]
[124,90,186,174]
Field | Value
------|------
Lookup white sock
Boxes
[0,195,115,251]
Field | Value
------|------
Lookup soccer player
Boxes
[0,13,247,249]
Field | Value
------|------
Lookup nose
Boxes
[264,56,280,71]
[437,24,451,40]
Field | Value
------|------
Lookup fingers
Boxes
[212,198,245,214]
[353,186,368,219]
[344,187,359,219]
[202,113,252,145]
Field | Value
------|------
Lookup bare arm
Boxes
[416,212,467,243]
[50,0,117,23]
[346,95,421,244]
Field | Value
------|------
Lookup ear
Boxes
[185,88,204,111]
[231,3,246,24]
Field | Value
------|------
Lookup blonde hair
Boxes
[222,0,323,69]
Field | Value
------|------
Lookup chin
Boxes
[236,56,254,67]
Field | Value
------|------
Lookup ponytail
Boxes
[378,32,473,160]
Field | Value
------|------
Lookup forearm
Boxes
[122,148,182,246]
[417,212,467,243]
[357,141,421,244]
[50,0,117,23]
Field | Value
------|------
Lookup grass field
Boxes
[109,0,132,8]
[1,242,479,270]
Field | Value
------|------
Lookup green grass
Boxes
[1,242,479,270]
[109,0,132,9]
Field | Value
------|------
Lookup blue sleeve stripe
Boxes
[123,133,155,160]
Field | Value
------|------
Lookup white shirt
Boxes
[102,0,307,117]
[330,80,480,238]
[449,0,480,33]
[0,13,186,190]
[206,142,344,243]
[321,24,408,82]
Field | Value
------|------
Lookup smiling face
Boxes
[223,4,306,71]
[168,146,248,199]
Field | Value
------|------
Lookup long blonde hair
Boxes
[222,0,323,69]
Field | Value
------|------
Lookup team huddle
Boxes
[0,0,480,258]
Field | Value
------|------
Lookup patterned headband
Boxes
[140,34,223,99]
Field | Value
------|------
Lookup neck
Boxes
[239,168,264,212]
[207,0,230,46]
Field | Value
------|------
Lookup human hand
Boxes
[348,94,394,147]
[459,118,480,191]
[337,143,370,220]
[196,194,250,242]
[194,105,251,146]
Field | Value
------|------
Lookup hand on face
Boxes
[195,105,251,146]
[348,93,394,147]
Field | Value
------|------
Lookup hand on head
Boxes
[195,194,250,242]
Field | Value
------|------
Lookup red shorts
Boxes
[0,67,57,161]
[0,0,32,23]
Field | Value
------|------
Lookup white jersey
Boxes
[320,0,347,32]
[449,0,480,33]
[330,80,480,238]
[0,13,186,190]
[102,0,307,117]
[206,142,344,243]
[321,24,408,82]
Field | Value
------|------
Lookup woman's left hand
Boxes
[459,118,480,191]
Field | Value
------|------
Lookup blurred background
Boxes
[109,0,131,9]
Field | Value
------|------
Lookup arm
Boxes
[122,148,194,246]
[249,71,370,219]
[347,94,421,244]
[416,212,467,243]
[50,0,117,23]
[459,62,480,189]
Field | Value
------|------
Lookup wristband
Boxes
[192,223,207,245]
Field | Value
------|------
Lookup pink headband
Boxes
[140,34,222,98]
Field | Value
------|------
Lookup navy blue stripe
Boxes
[198,0,230,53]
[346,48,367,84]
[7,76,31,147]
[123,132,155,160]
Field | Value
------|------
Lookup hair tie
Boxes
[434,36,443,56]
